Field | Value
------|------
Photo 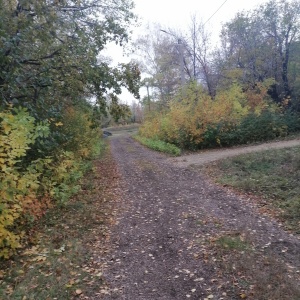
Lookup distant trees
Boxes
[134,24,184,105]
[220,0,300,103]
[135,0,300,109]
[130,100,143,123]
[184,15,217,98]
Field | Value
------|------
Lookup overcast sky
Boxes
[110,0,272,103]
[133,0,265,35]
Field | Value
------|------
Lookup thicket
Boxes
[0,0,139,258]
[139,82,300,150]
[0,106,102,258]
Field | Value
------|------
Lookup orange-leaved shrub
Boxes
[139,83,255,149]
[139,80,299,150]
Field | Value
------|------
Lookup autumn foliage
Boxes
[0,0,140,259]
[139,82,300,150]
[0,107,101,258]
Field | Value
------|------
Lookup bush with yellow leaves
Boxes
[139,81,299,150]
[0,107,50,257]
[139,83,253,150]
[0,106,101,258]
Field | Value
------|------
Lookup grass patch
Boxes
[204,146,300,232]
[134,135,181,156]
[105,123,140,132]
[0,142,118,299]
[216,233,250,251]
[205,232,300,299]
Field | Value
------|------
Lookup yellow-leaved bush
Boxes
[0,107,50,258]
[139,82,272,150]
[0,106,99,258]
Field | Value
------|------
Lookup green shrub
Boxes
[217,110,300,146]
[134,135,181,156]
[283,110,300,133]
[56,106,102,159]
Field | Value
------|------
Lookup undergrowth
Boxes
[134,135,181,156]
[0,107,104,258]
[0,142,117,299]
[139,81,300,150]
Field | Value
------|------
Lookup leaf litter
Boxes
[100,135,300,299]
[1,135,300,299]
[0,143,122,299]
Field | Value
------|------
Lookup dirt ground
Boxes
[169,138,300,167]
[100,135,300,300]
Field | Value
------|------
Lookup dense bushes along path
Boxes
[100,135,300,299]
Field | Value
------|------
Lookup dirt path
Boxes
[168,138,300,167]
[101,136,300,299]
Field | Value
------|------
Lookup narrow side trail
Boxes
[101,135,300,300]
[169,138,300,167]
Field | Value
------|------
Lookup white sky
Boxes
[133,0,264,37]
[108,0,272,104]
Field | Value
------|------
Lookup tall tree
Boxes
[184,15,216,97]
[258,0,300,99]
[134,24,184,105]
[220,0,300,102]
[289,41,300,109]
[0,0,140,117]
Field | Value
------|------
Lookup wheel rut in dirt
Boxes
[101,136,300,300]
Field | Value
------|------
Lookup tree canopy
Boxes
[0,0,141,257]
[0,0,140,119]
[135,0,300,109]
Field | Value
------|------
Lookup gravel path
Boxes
[101,136,300,300]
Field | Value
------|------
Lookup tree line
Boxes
[136,0,300,110]
[0,0,140,258]
[136,0,300,150]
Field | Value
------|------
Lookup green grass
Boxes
[216,234,250,251]
[206,145,300,232]
[134,135,181,156]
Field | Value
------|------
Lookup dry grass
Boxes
[203,146,300,233]
[208,232,300,300]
